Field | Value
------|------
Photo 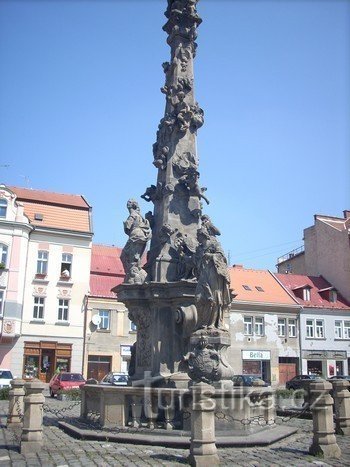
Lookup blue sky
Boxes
[0,0,349,270]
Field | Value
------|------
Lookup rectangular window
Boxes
[0,243,8,267]
[130,322,137,332]
[0,290,4,316]
[33,297,44,320]
[335,320,342,339]
[244,316,253,335]
[37,251,48,275]
[344,321,350,339]
[288,318,296,337]
[278,318,286,337]
[315,320,324,338]
[306,319,314,338]
[329,290,337,303]
[0,199,7,218]
[61,253,72,278]
[303,288,311,301]
[254,317,264,336]
[98,310,110,330]
[58,299,69,321]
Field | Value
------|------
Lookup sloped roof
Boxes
[10,186,91,233]
[275,273,350,309]
[89,244,125,298]
[229,266,297,305]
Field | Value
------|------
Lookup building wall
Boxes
[300,309,350,377]
[84,297,136,379]
[228,304,300,387]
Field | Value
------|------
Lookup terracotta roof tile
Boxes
[10,186,90,208]
[275,273,350,309]
[229,267,297,305]
[89,244,125,297]
[89,274,124,298]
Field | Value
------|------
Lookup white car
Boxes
[0,369,14,388]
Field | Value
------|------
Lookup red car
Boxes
[49,372,85,397]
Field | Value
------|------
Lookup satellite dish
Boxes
[91,315,101,326]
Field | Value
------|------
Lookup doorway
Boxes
[41,349,55,383]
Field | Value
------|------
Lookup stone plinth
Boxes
[309,380,341,459]
[7,378,25,426]
[188,382,220,466]
[20,380,45,455]
[332,379,350,436]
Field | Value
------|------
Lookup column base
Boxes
[309,443,341,459]
[188,453,220,466]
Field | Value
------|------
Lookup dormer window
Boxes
[329,290,337,303]
[303,288,311,301]
[0,199,7,218]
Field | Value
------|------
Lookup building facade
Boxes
[0,185,32,371]
[277,210,350,302]
[5,186,93,382]
[228,266,301,387]
[276,273,350,377]
[84,244,135,381]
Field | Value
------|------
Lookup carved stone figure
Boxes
[173,231,197,280]
[201,214,221,237]
[193,227,231,330]
[141,183,163,203]
[185,334,221,384]
[172,151,198,177]
[120,199,151,284]
[179,167,209,204]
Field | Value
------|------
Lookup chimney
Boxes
[343,210,350,220]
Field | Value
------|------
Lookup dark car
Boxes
[49,372,85,397]
[285,374,322,391]
[232,375,268,387]
[328,375,350,381]
[100,372,129,386]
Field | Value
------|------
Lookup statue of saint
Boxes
[120,199,151,284]
[194,226,231,330]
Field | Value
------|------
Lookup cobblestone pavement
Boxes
[0,397,350,466]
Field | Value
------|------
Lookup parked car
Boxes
[232,374,268,387]
[328,375,350,381]
[49,372,85,397]
[100,372,129,386]
[0,369,14,388]
[285,374,322,391]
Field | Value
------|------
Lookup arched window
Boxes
[0,199,7,218]
[0,243,8,268]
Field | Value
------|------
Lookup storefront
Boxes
[87,355,112,381]
[23,341,72,383]
[302,350,348,378]
[242,350,271,383]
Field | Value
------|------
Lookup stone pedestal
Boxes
[332,379,350,435]
[7,378,25,426]
[188,382,220,466]
[309,380,341,459]
[20,380,45,456]
[116,281,198,387]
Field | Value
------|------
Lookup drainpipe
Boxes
[81,294,88,377]
[298,307,304,374]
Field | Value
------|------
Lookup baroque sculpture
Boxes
[117,0,234,387]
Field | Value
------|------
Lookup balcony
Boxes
[277,245,304,264]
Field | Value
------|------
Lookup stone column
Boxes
[309,380,341,459]
[332,379,350,435]
[20,380,45,456]
[7,378,25,426]
[188,382,220,467]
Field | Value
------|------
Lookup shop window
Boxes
[288,318,296,337]
[98,310,110,330]
[0,243,8,268]
[278,318,286,337]
[306,319,314,338]
[0,199,7,218]
[24,356,39,379]
[244,316,253,335]
[36,250,48,275]
[315,320,324,338]
[60,253,72,278]
[254,317,264,336]
[57,299,69,321]
[33,296,45,320]
[0,290,4,316]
